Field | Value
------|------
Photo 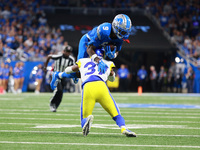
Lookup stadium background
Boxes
[0,0,200,93]
[0,1,200,150]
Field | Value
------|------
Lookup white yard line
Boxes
[0,117,80,121]
[0,112,199,119]
[0,98,24,100]
[0,117,199,124]
[1,107,199,112]
[111,93,200,97]
[0,93,81,97]
[0,123,199,129]
[0,109,199,116]
[0,141,199,148]
[1,107,200,112]
[0,130,200,138]
[0,109,47,112]
[121,112,200,115]
[1,93,200,98]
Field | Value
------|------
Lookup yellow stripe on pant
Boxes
[81,81,120,120]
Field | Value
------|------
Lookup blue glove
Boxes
[98,59,108,74]
[105,45,116,59]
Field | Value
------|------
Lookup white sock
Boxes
[120,125,126,129]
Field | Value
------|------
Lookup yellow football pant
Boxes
[81,81,120,120]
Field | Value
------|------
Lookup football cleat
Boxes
[82,115,94,136]
[121,128,137,137]
[49,103,57,112]
[50,71,60,90]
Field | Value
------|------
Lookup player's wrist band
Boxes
[91,54,98,62]
[114,53,117,58]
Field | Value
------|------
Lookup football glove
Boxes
[105,45,116,59]
[98,59,108,74]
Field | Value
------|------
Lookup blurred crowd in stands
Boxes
[144,0,200,93]
[47,0,200,60]
[0,0,200,93]
[144,0,200,60]
[1,0,200,61]
[0,0,69,62]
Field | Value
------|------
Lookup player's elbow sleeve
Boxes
[65,66,73,74]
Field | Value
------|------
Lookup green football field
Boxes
[0,93,200,150]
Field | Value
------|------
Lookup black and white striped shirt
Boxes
[51,54,75,72]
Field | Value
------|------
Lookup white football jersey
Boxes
[76,58,115,83]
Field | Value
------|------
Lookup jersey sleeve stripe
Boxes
[97,26,101,40]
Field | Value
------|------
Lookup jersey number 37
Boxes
[84,62,106,75]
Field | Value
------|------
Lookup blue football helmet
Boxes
[112,14,132,39]
[95,47,105,59]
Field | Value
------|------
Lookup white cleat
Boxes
[122,129,137,137]
[82,115,94,136]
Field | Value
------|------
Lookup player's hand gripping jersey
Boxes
[76,58,115,86]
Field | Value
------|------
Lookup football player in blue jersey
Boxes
[78,14,132,73]
[51,48,137,137]
[51,14,132,87]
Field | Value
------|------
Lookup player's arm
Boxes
[87,44,108,73]
[64,64,80,78]
[87,45,102,63]
[65,64,79,74]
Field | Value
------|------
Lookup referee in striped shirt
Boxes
[44,45,75,112]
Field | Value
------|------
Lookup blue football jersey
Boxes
[86,22,123,52]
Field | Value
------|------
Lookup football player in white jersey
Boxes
[51,49,137,137]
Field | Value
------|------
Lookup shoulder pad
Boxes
[97,23,112,40]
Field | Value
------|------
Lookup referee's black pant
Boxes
[49,78,67,108]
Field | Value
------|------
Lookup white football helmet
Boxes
[112,14,132,39]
